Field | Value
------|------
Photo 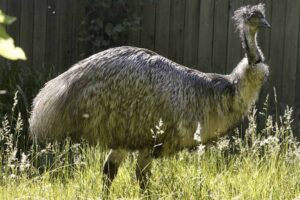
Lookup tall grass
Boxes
[0,94,300,199]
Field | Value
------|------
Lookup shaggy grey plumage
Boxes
[29,4,270,190]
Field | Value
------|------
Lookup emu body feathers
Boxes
[29,47,267,150]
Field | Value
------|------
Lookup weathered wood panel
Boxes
[7,0,21,45]
[20,0,34,66]
[154,0,170,58]
[45,0,59,73]
[183,0,200,68]
[269,0,286,109]
[140,1,156,50]
[295,7,300,132]
[71,0,86,62]
[168,0,185,63]
[281,0,300,106]
[33,0,47,69]
[212,0,229,74]
[57,0,73,70]
[0,0,7,11]
[198,0,215,72]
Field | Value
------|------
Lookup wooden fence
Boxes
[0,0,300,131]
[0,0,86,73]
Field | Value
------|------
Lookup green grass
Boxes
[1,145,300,199]
[0,96,300,199]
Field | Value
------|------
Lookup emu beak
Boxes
[261,18,271,29]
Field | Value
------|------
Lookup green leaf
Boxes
[0,26,26,60]
[0,10,16,25]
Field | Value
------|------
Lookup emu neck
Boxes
[242,26,263,65]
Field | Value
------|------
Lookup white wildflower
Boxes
[196,144,206,156]
[20,152,30,172]
[217,137,230,151]
[193,122,202,142]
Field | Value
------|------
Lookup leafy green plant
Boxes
[79,0,142,56]
[0,10,26,60]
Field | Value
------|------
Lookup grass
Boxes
[0,95,300,199]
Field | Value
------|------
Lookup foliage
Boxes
[79,0,142,56]
[0,94,300,199]
[0,10,26,60]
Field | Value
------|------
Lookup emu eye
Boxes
[251,12,263,19]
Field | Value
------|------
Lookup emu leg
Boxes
[136,149,153,190]
[103,149,127,192]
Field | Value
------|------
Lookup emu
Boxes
[29,4,270,191]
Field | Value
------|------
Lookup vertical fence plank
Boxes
[168,0,185,64]
[269,0,286,108]
[58,0,73,71]
[212,0,229,74]
[20,0,34,66]
[198,0,214,72]
[0,0,7,66]
[281,0,300,106]
[154,0,170,58]
[296,8,300,105]
[71,0,86,63]
[226,0,244,73]
[0,0,7,11]
[295,10,300,132]
[33,0,47,69]
[140,1,156,50]
[183,0,200,68]
[45,0,59,73]
[7,0,21,46]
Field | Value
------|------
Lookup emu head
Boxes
[233,3,271,33]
